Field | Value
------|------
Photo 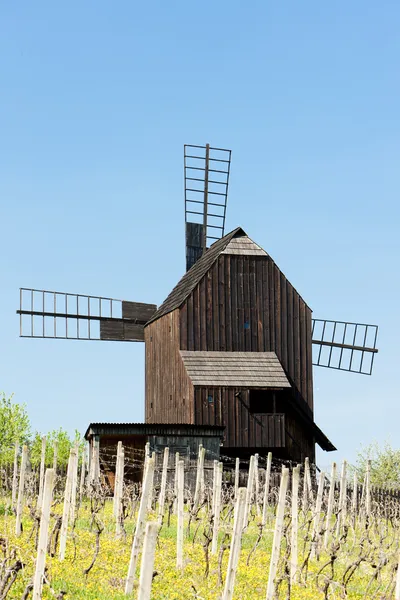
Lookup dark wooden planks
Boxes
[145,310,194,424]
[122,301,157,322]
[100,320,145,341]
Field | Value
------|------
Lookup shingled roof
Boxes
[147,227,246,324]
[180,351,291,387]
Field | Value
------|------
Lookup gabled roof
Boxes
[147,227,245,324]
[221,235,268,256]
[180,351,291,387]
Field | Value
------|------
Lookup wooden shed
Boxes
[84,422,225,487]
[145,227,335,463]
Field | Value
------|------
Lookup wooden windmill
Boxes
[17,144,378,463]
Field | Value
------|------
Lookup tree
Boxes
[352,440,400,490]
[0,393,31,464]
[30,428,84,469]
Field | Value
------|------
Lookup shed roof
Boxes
[84,422,225,440]
[180,351,291,387]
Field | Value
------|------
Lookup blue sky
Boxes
[1,1,399,467]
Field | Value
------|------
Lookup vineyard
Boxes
[1,442,400,600]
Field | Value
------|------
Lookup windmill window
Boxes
[249,389,277,414]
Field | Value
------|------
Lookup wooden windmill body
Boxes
[17,144,378,465]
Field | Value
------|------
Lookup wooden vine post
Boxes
[173,451,180,515]
[365,459,371,518]
[176,459,185,570]
[211,462,223,555]
[336,460,347,537]
[33,468,55,600]
[158,446,169,522]
[53,440,58,473]
[125,456,155,595]
[113,441,123,516]
[116,446,125,537]
[266,467,289,600]
[137,521,159,600]
[69,444,79,525]
[290,464,300,583]
[243,455,255,527]
[15,445,28,537]
[261,452,272,526]
[324,462,336,548]
[193,445,205,512]
[37,435,47,510]
[11,440,19,509]
[79,448,86,501]
[59,448,77,560]
[222,487,246,600]
[254,453,260,516]
[311,470,325,557]
[234,457,240,500]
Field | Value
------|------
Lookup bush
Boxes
[352,440,400,490]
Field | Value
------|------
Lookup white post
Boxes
[11,440,19,509]
[352,472,358,517]
[173,451,179,515]
[234,457,240,500]
[302,457,313,512]
[324,462,337,548]
[15,445,28,536]
[176,459,185,570]
[243,455,255,527]
[59,448,76,560]
[336,460,347,537]
[199,447,205,504]
[254,453,260,516]
[222,487,246,600]
[125,456,155,595]
[33,468,55,600]
[266,467,289,600]
[365,459,371,518]
[137,521,159,600]
[147,452,155,511]
[79,449,86,501]
[193,445,205,512]
[93,438,100,484]
[37,436,47,510]
[311,471,325,557]
[290,465,300,584]
[116,447,125,536]
[193,444,203,510]
[212,460,218,515]
[69,445,79,526]
[158,447,169,521]
[53,440,58,473]
[113,441,123,517]
[262,452,272,526]
[211,462,223,555]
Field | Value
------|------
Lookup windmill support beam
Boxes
[16,310,148,326]
[311,339,378,354]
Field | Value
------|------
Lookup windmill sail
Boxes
[17,288,156,342]
[312,318,378,375]
[184,144,231,271]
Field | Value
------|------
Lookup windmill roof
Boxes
[147,227,246,324]
[180,351,291,387]
[147,226,311,325]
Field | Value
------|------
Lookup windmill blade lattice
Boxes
[184,144,231,271]
[17,288,156,342]
[312,318,378,375]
